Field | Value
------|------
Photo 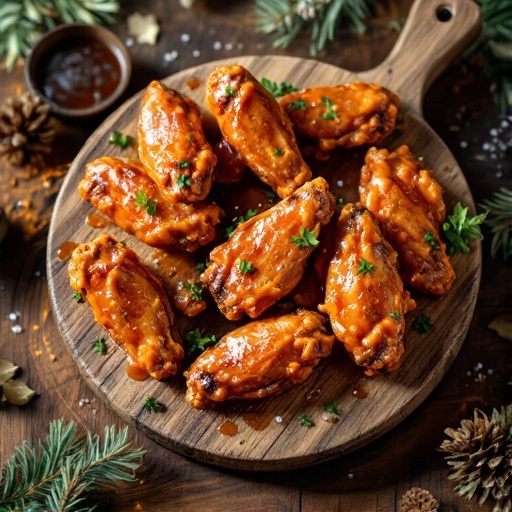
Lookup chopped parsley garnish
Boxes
[324,402,341,416]
[196,261,208,272]
[261,78,298,98]
[390,311,401,321]
[299,414,315,428]
[179,161,191,169]
[92,337,107,355]
[185,328,217,357]
[357,258,374,275]
[178,174,192,188]
[336,197,345,205]
[424,231,440,250]
[291,227,319,248]
[288,99,308,110]
[321,96,338,120]
[135,191,157,216]
[238,260,255,274]
[72,292,83,302]
[224,209,258,238]
[143,396,164,413]
[108,130,134,149]
[182,282,204,301]
[264,189,278,204]
[442,202,486,254]
[225,86,236,97]
[413,315,434,334]
[274,148,283,156]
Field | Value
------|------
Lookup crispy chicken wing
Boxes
[202,177,335,321]
[280,82,399,156]
[319,203,416,375]
[205,64,312,198]
[151,249,206,317]
[79,156,223,252]
[359,145,455,295]
[138,80,216,202]
[184,309,334,409]
[68,234,184,380]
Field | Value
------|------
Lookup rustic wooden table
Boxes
[1,1,510,510]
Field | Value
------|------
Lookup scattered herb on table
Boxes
[72,292,83,302]
[92,337,107,355]
[185,328,217,357]
[196,261,208,272]
[299,414,315,428]
[143,396,164,413]
[324,402,341,416]
[109,130,135,149]
[413,315,434,334]
[480,187,512,261]
[442,202,486,254]
[224,209,259,238]
[182,282,204,301]
[261,77,298,97]
[357,258,374,275]
[424,231,440,250]
[291,227,319,248]
[135,191,157,216]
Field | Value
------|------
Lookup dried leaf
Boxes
[127,12,160,45]
[2,378,36,405]
[488,314,512,340]
[0,359,18,385]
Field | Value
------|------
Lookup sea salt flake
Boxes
[181,33,191,43]
[8,312,17,321]
[11,325,23,334]
[213,41,222,51]
[274,415,283,424]
[192,49,201,58]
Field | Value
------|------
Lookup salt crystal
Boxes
[337,179,344,187]
[11,324,22,334]
[79,398,91,407]
[274,415,283,424]
[125,37,134,47]
[348,472,355,480]
[8,312,17,321]
[34,270,41,277]
[460,141,468,148]
[213,41,222,51]
[181,33,191,43]
[488,368,494,375]
[501,120,509,128]
[490,128,498,136]
[163,50,179,62]
[192,49,201,58]
[225,43,233,51]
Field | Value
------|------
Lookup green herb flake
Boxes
[424,231,440,250]
[321,96,338,120]
[390,311,401,321]
[179,161,191,169]
[72,292,83,302]
[109,130,134,149]
[288,99,308,110]
[357,258,374,275]
[238,260,255,274]
[224,209,259,239]
[182,282,204,301]
[143,396,164,413]
[299,414,315,428]
[291,227,319,248]
[336,197,345,205]
[135,191,157,216]
[92,337,107,355]
[442,202,486,254]
[196,261,208,272]
[261,77,298,98]
[185,328,217,357]
[413,315,434,334]
[274,148,283,156]
[178,174,192,189]
[225,86,236,97]
[324,402,341,416]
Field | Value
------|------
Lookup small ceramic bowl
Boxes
[24,23,131,118]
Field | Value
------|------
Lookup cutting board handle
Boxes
[358,0,482,114]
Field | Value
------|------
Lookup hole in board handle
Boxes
[436,5,453,22]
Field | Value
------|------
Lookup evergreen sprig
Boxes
[0,418,145,511]
[480,187,512,261]
[0,0,120,71]
[254,0,374,56]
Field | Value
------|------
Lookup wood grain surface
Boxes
[46,0,482,470]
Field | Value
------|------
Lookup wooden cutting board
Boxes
[47,0,482,471]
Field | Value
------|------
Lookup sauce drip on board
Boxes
[126,361,149,381]
[218,420,238,436]
[242,411,274,431]
[37,37,121,110]
[57,241,78,261]
[87,212,110,229]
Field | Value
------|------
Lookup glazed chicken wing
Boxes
[202,177,335,321]
[280,82,399,157]
[138,80,216,202]
[68,234,184,380]
[205,64,312,198]
[184,309,334,409]
[319,203,416,375]
[79,156,223,252]
[359,145,455,295]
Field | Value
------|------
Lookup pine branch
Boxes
[0,418,146,511]
[480,187,512,261]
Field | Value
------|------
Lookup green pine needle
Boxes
[480,187,512,261]
[0,418,145,511]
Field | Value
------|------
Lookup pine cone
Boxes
[400,487,439,512]
[439,406,512,512]
[0,92,55,166]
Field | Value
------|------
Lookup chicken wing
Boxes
[184,309,334,409]
[212,138,247,184]
[359,145,455,295]
[205,64,312,198]
[151,249,206,317]
[68,234,184,380]
[202,177,335,321]
[79,156,223,252]
[319,203,416,375]
[279,82,399,156]
[138,80,216,202]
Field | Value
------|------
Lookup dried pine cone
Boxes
[400,487,439,512]
[0,92,55,166]
[439,405,512,512]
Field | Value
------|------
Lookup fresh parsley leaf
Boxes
[357,258,374,275]
[264,189,278,204]
[288,99,308,110]
[299,414,315,428]
[225,86,236,97]
[92,337,107,355]
[143,396,164,413]
[196,261,208,272]
[178,174,192,188]
[291,227,319,248]
[274,148,283,156]
[179,161,190,169]
[238,260,255,274]
[442,202,486,254]
[109,130,134,149]
[135,191,157,216]
[72,292,83,302]
[321,96,338,120]
[224,209,259,239]
[324,402,341,416]
[413,315,434,334]
[185,328,217,357]
[261,78,298,98]
[336,197,345,205]
[182,282,204,301]
[390,311,401,321]
[424,231,440,250]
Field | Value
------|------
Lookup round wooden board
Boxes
[47,0,482,471]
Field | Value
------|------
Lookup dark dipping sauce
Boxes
[37,37,121,110]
